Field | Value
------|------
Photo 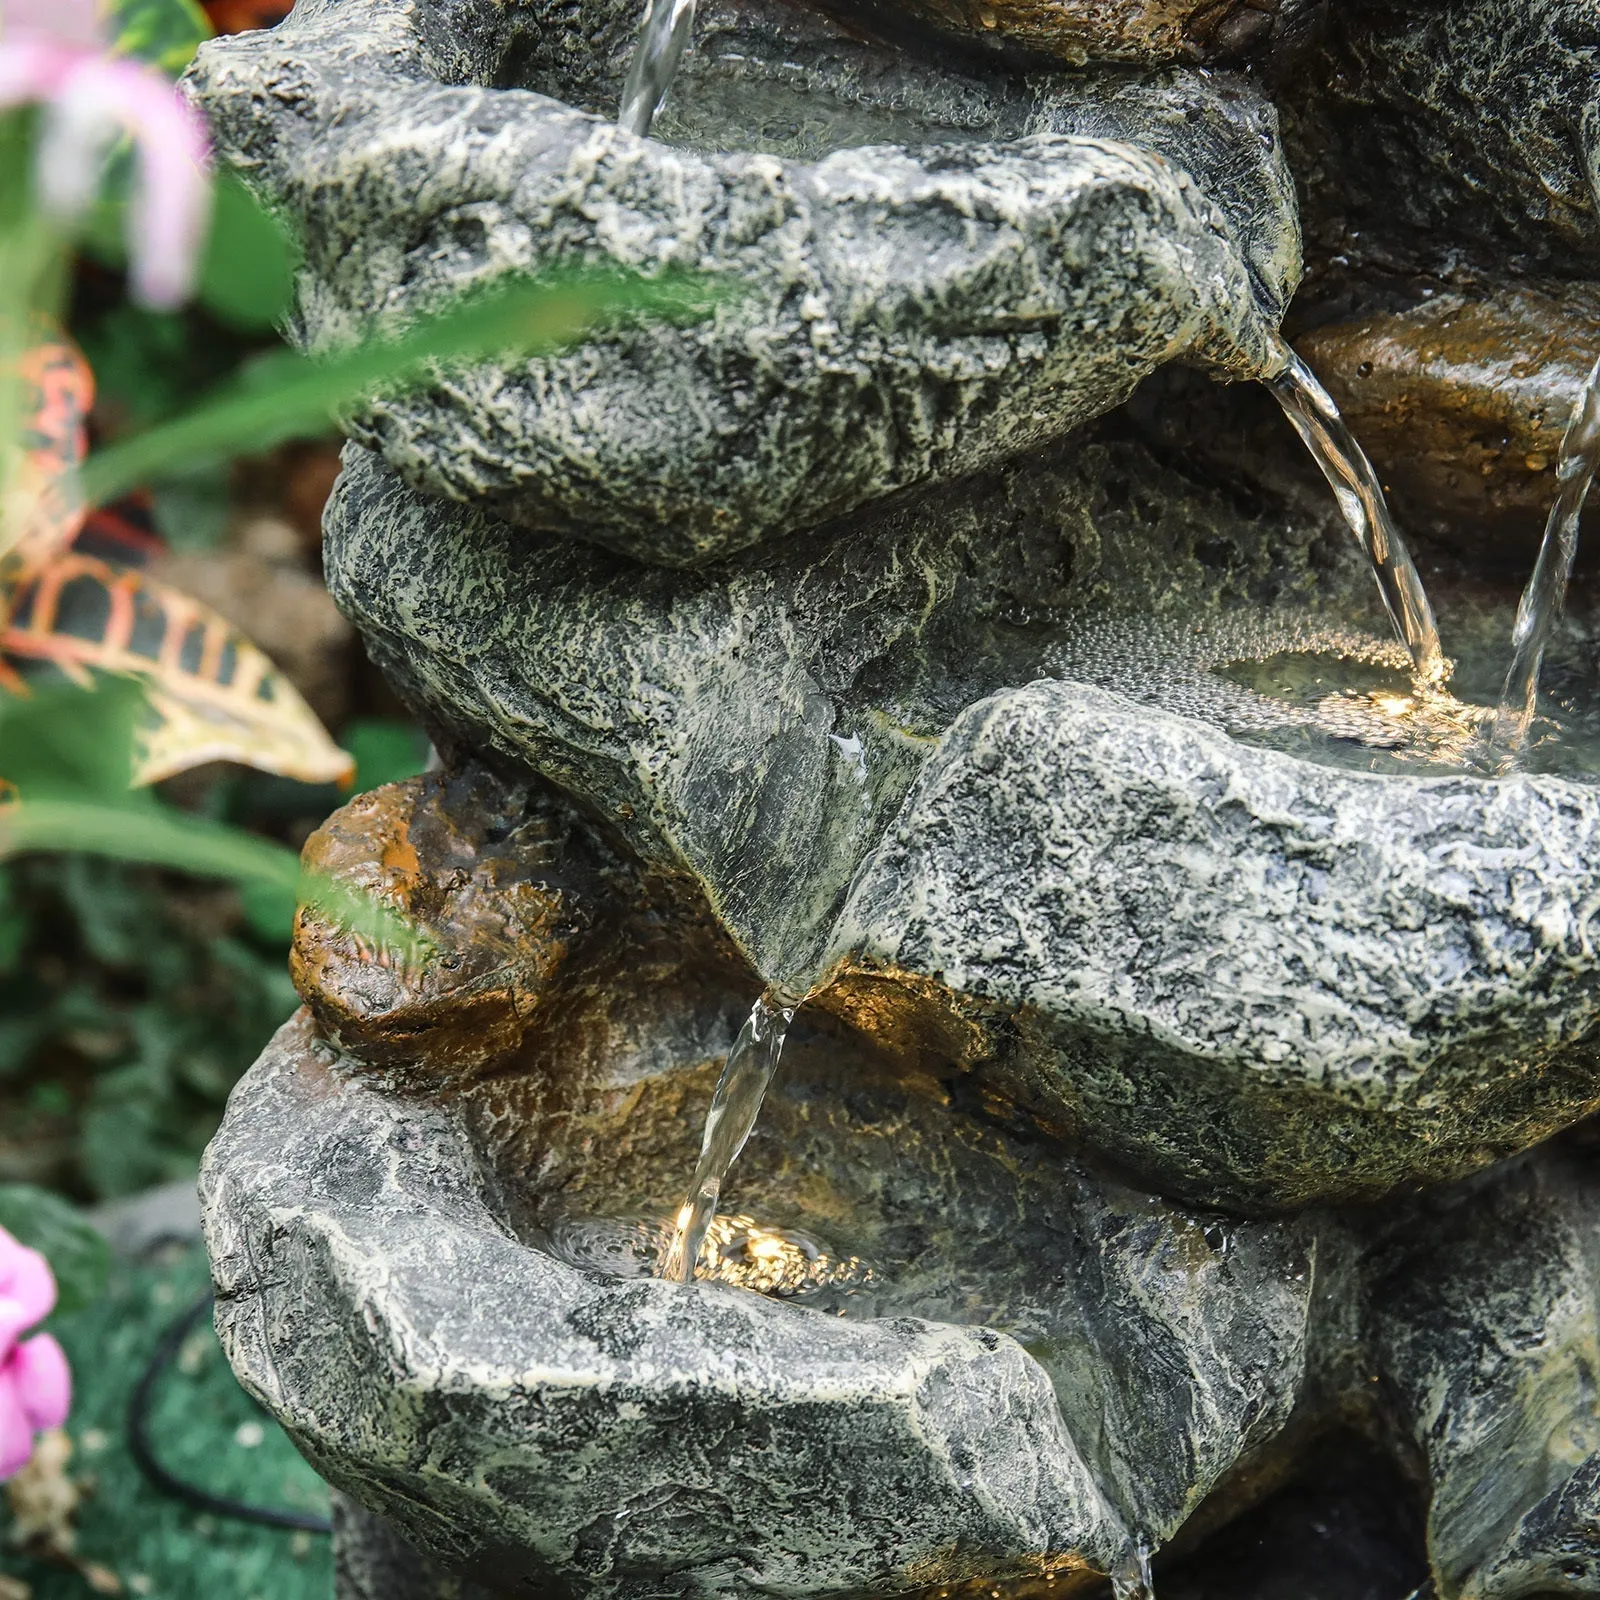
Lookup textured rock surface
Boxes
[827,680,1600,1209]
[290,767,585,1080]
[325,431,1368,992]
[185,0,1298,565]
[280,765,1328,1560]
[1294,283,1600,547]
[208,971,1600,1599]
[326,440,1600,1208]
[1287,0,1600,279]
[1366,1145,1600,1600]
[821,0,1320,68]
[205,1014,1133,1598]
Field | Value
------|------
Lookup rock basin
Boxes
[204,766,1600,1596]
[186,0,1296,565]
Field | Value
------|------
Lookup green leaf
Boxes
[0,799,434,961]
[106,0,213,76]
[81,267,723,506]
[195,172,299,331]
[0,678,147,802]
[0,1184,111,1316]
[346,718,432,793]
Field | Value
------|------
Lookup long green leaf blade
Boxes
[81,269,717,505]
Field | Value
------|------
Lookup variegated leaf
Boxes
[3,551,354,787]
[1,335,92,594]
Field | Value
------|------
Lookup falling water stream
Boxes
[658,988,799,1283]
[1479,354,1600,769]
[1264,337,1444,688]
[1110,1546,1155,1600]
[617,0,697,137]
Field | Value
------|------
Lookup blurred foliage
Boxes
[81,168,300,340]
[0,1182,110,1313]
[0,853,298,1199]
[0,682,430,1198]
[106,0,213,75]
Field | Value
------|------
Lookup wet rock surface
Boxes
[827,679,1600,1209]
[186,0,1296,566]
[327,439,1600,1208]
[1285,0,1600,281]
[190,0,1600,1593]
[1367,1146,1600,1600]
[212,851,1600,1599]
[1294,284,1600,549]
[208,1013,1133,1600]
[289,768,586,1080]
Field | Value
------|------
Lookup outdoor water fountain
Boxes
[186,0,1600,1594]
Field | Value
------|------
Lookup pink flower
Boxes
[0,1223,70,1481]
[0,0,212,308]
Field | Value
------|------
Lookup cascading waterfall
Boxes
[659,988,798,1283]
[1265,336,1445,689]
[617,0,696,137]
[1479,354,1600,770]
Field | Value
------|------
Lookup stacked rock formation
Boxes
[187,0,1600,1594]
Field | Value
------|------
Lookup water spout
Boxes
[1479,354,1600,770]
[659,987,798,1284]
[1111,1544,1155,1600]
[618,0,696,138]
[1265,337,1444,688]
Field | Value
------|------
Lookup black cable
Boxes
[127,1288,333,1534]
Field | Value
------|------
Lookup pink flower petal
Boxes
[0,0,104,50]
[0,1367,34,1481]
[0,42,213,309]
[0,37,79,107]
[11,1334,70,1432]
[42,54,212,307]
[0,1227,57,1350]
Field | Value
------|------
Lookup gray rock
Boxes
[1365,1145,1600,1600]
[1287,0,1600,279]
[205,923,1600,1599]
[827,680,1600,1209]
[325,437,1600,1208]
[206,987,1336,1595]
[203,1013,1128,1596]
[185,0,1298,565]
[324,428,1365,992]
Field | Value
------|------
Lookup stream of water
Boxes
[617,0,697,137]
[1265,337,1444,688]
[1478,354,1600,769]
[658,988,798,1283]
[1110,1546,1155,1600]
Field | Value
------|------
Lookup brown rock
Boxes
[291,767,581,1080]
[834,0,1298,64]
[1294,283,1600,551]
